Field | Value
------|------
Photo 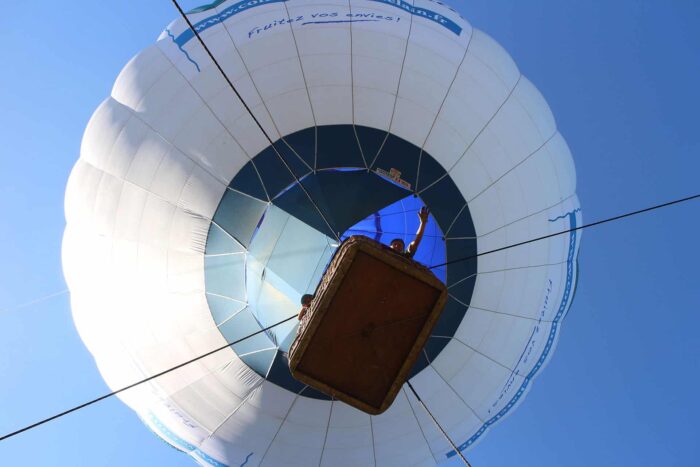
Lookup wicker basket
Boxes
[289,235,448,415]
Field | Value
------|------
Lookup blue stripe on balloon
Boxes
[239,452,254,467]
[166,28,201,72]
[446,209,580,458]
[174,0,288,47]
[146,412,233,467]
[173,0,462,51]
[369,0,463,35]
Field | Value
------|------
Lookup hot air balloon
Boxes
[62,0,581,465]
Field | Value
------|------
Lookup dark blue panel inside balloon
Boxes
[355,126,388,165]
[431,296,468,337]
[282,128,316,169]
[445,238,478,287]
[409,349,432,378]
[449,275,477,309]
[420,175,465,234]
[267,351,306,393]
[249,142,311,198]
[417,151,447,193]
[274,169,411,238]
[424,336,448,361]
[447,206,478,239]
[266,351,331,400]
[408,297,468,376]
[228,162,268,201]
[316,125,366,169]
[299,385,334,400]
[213,189,268,248]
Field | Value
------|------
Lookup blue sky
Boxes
[1,1,698,466]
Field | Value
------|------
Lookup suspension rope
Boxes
[430,192,700,270]
[3,192,699,443]
[0,314,297,442]
[406,381,472,466]
[170,0,340,242]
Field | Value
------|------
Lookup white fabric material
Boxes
[63,1,580,465]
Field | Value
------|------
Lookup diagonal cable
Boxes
[406,381,471,466]
[4,190,698,441]
[430,193,700,270]
[171,0,340,241]
[0,314,297,442]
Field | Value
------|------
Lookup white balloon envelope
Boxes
[63,0,581,465]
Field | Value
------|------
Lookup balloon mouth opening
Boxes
[203,125,476,397]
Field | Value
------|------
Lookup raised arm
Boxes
[407,206,429,256]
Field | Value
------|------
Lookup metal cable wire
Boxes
[430,193,700,270]
[2,192,698,443]
[171,0,340,241]
[0,315,298,442]
[406,381,472,466]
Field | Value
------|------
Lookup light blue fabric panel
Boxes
[204,254,246,302]
[213,190,268,248]
[247,205,290,269]
[305,243,336,295]
[278,323,300,353]
[205,293,246,326]
[239,348,277,376]
[265,215,331,295]
[250,274,300,346]
[205,223,246,255]
[219,308,275,356]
